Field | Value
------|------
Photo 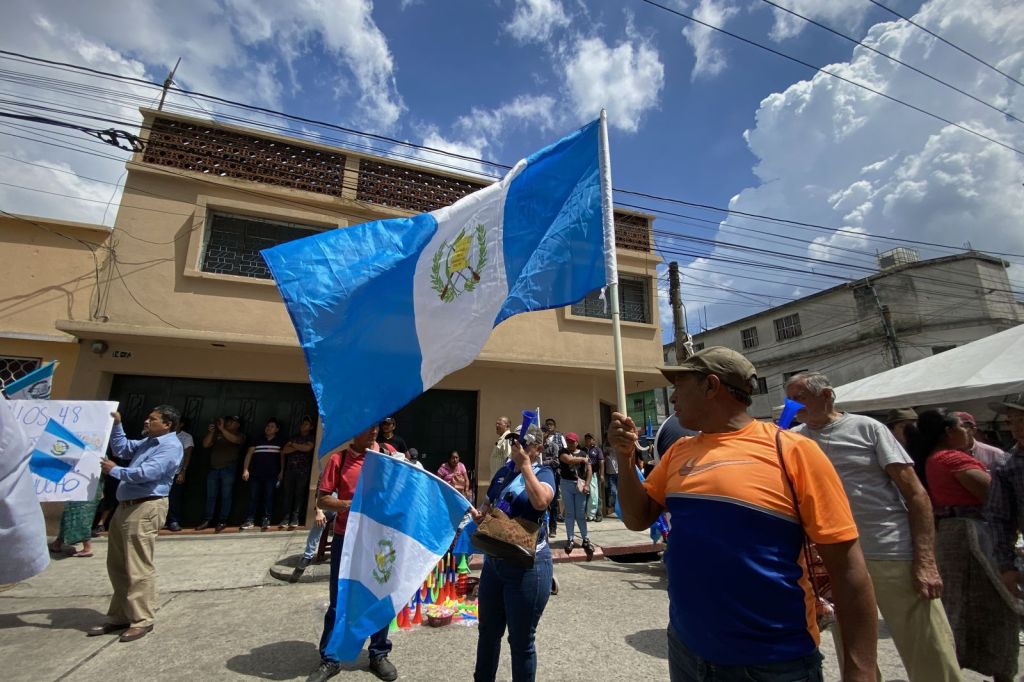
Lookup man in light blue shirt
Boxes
[87,405,182,643]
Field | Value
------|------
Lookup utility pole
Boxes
[867,282,903,367]
[668,261,688,362]
[157,57,181,111]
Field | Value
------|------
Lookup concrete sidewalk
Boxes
[2,530,1018,681]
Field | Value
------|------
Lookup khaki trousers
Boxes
[834,559,960,682]
[105,498,167,628]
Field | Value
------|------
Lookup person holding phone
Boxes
[197,415,245,532]
[472,432,555,682]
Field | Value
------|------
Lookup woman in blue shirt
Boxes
[472,432,555,682]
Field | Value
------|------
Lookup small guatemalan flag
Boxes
[325,451,471,661]
[3,360,58,400]
[29,418,86,483]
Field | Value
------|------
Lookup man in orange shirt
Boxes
[608,347,878,681]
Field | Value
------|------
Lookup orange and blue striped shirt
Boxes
[643,419,858,665]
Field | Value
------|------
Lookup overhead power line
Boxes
[6,107,1024,298]
[5,114,1024,299]
[3,51,1024,260]
[866,0,1024,89]
[636,0,1024,157]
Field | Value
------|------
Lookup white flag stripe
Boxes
[412,161,524,389]
[340,510,444,610]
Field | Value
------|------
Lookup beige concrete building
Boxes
[672,250,1021,420]
[2,109,665,523]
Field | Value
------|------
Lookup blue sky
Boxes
[1,0,1021,337]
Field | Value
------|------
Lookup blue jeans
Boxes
[204,465,235,523]
[319,533,391,663]
[606,473,618,513]
[244,476,276,522]
[559,479,588,542]
[303,512,335,560]
[474,553,553,682]
[667,626,823,682]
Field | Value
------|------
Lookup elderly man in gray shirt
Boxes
[786,371,958,682]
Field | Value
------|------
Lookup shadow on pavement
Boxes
[0,607,105,632]
[226,640,369,680]
[625,628,668,659]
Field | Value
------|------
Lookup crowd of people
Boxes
[604,348,1023,682]
[60,413,467,547]
[5,341,1024,682]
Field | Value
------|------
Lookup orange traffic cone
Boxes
[398,605,411,629]
[413,602,423,625]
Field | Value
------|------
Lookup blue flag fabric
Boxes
[326,452,471,660]
[263,121,604,454]
[29,418,86,483]
[3,361,57,400]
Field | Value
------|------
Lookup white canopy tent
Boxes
[832,324,1024,413]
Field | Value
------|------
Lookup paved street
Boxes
[1,527,1019,681]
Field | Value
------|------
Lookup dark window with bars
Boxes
[0,356,41,390]
[773,313,803,341]
[570,275,652,324]
[201,212,321,279]
[753,377,769,395]
[741,326,759,349]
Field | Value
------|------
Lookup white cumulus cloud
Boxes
[505,0,571,44]
[681,0,739,80]
[560,35,665,132]
[685,0,1024,328]
[763,0,872,42]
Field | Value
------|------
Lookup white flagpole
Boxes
[599,109,627,413]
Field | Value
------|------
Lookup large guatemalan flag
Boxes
[326,451,471,660]
[263,120,604,453]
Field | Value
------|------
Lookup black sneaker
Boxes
[306,661,341,682]
[195,520,211,531]
[240,519,254,531]
[592,515,603,523]
[261,518,270,532]
[289,557,312,583]
[369,655,398,681]
[215,523,227,533]
[550,575,559,595]
[582,538,596,561]
[565,539,575,554]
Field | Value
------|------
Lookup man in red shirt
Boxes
[307,424,397,682]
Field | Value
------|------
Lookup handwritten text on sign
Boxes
[10,400,118,502]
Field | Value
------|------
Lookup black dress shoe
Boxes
[215,523,227,533]
[87,622,129,636]
[195,520,211,531]
[166,521,182,532]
